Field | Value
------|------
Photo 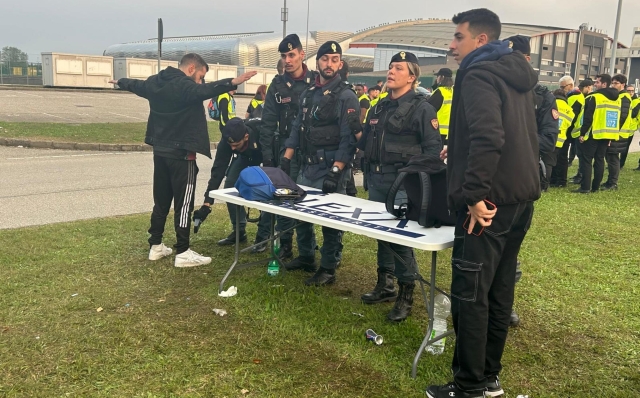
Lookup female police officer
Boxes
[359,51,442,322]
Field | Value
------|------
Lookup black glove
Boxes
[322,168,342,194]
[262,159,273,167]
[192,205,212,233]
[280,157,291,175]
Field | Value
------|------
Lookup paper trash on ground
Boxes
[212,309,227,316]
[218,286,238,297]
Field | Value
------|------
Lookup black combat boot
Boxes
[361,270,397,304]
[284,255,317,272]
[279,240,294,261]
[304,267,336,286]
[386,282,415,322]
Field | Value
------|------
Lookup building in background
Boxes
[628,27,640,87]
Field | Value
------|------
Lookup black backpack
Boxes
[385,154,456,228]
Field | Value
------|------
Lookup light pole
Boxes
[305,0,310,55]
[609,0,623,75]
[281,0,288,39]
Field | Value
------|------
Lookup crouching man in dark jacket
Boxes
[426,9,540,398]
[111,54,256,268]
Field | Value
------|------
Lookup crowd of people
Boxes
[109,7,639,397]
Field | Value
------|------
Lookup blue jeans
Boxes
[367,172,417,283]
[295,167,350,269]
[224,155,271,242]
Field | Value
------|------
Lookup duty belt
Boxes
[370,164,401,174]
[304,153,334,165]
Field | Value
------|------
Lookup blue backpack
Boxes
[235,167,306,201]
[207,98,221,121]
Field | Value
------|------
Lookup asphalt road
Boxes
[0,146,365,230]
[0,89,252,123]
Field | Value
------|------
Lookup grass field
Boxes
[0,121,222,145]
[1,158,639,397]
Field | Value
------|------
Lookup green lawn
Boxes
[0,121,222,145]
[1,158,639,397]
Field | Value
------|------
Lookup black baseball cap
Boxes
[506,35,531,55]
[222,118,247,144]
[435,68,452,77]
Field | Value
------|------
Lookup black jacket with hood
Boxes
[117,66,237,158]
[447,42,541,211]
[533,84,559,154]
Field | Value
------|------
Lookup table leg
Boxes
[219,208,242,294]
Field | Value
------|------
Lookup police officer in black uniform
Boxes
[193,118,272,251]
[359,51,442,322]
[280,41,360,286]
[248,34,315,259]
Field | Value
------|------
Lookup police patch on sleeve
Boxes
[551,109,559,120]
[347,108,356,113]
[431,119,439,129]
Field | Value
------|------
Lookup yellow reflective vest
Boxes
[366,91,388,120]
[630,97,640,136]
[434,86,453,138]
[618,92,634,139]
[217,93,236,126]
[569,92,586,138]
[582,92,621,141]
[555,98,575,148]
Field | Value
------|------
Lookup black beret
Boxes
[278,34,302,53]
[436,68,452,77]
[222,118,247,144]
[389,51,419,66]
[316,41,342,60]
[506,35,531,55]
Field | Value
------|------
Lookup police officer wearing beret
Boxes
[359,51,442,322]
[193,117,272,251]
[281,41,361,286]
[256,33,316,260]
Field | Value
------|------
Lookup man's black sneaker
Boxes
[426,382,485,398]
[571,188,590,194]
[217,231,247,246]
[250,241,267,254]
[570,176,582,184]
[600,184,618,191]
[304,267,336,286]
[509,310,520,327]
[485,375,504,397]
[549,183,566,188]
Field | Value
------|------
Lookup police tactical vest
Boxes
[299,81,349,155]
[366,91,388,120]
[585,92,621,141]
[555,98,575,148]
[618,92,634,139]
[364,94,426,167]
[434,86,453,138]
[271,72,313,139]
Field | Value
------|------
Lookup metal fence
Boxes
[0,52,43,85]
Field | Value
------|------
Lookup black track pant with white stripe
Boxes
[148,155,198,254]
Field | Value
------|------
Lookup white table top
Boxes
[210,187,454,251]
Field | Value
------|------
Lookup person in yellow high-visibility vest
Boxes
[621,84,639,169]
[573,74,621,193]
[547,89,575,185]
[567,79,594,184]
[355,83,370,123]
[216,90,236,131]
[428,68,454,144]
[602,74,633,190]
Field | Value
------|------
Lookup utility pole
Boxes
[305,0,310,55]
[609,0,623,75]
[158,18,163,73]
[281,0,288,39]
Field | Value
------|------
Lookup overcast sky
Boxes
[2,0,638,59]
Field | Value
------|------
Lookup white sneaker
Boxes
[148,243,173,260]
[174,249,212,268]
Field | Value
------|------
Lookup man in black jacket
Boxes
[427,9,539,398]
[110,53,255,267]
[192,118,272,252]
[602,74,632,190]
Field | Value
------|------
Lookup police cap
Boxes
[278,34,302,53]
[435,68,452,77]
[389,51,419,66]
[316,41,342,60]
[222,118,247,144]
[505,35,531,55]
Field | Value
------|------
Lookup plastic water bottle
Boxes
[426,294,451,355]
[267,239,280,276]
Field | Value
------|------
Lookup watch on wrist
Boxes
[331,165,341,174]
